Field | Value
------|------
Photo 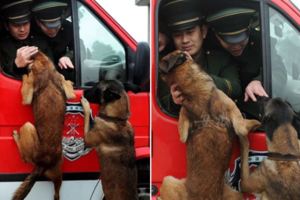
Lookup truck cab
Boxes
[0,0,150,199]
[152,0,300,198]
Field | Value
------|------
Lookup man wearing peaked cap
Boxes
[0,0,53,78]
[207,7,268,119]
[159,0,242,115]
[161,0,204,33]
[32,0,75,81]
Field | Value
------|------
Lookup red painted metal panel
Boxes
[0,73,149,173]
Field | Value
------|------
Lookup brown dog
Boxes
[239,97,300,199]
[81,80,138,200]
[12,51,75,200]
[158,50,260,200]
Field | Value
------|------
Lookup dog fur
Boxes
[158,50,261,200]
[239,97,300,199]
[81,80,138,200]
[12,51,75,200]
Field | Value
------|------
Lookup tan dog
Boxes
[81,80,138,200]
[12,51,75,200]
[239,97,300,199]
[158,50,260,200]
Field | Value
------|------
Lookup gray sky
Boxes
[97,0,149,42]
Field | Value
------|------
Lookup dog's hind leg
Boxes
[223,184,242,200]
[160,176,187,200]
[21,72,34,105]
[45,161,62,200]
[178,108,190,143]
[13,122,39,163]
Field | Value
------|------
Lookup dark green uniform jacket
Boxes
[32,20,75,81]
[0,32,53,79]
[233,30,263,119]
[205,29,264,119]
[158,49,241,116]
[235,30,262,90]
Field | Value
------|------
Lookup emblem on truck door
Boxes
[62,102,91,161]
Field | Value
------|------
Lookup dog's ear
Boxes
[83,83,101,103]
[103,88,121,103]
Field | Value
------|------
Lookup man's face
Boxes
[8,22,30,40]
[37,20,61,38]
[172,25,207,57]
[216,35,249,57]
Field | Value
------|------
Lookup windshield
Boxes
[291,0,300,10]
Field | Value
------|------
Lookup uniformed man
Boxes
[158,0,241,115]
[207,8,269,119]
[0,0,53,78]
[32,0,75,81]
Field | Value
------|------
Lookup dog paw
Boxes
[12,130,19,140]
[234,119,261,136]
[81,97,91,114]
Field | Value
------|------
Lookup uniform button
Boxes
[206,51,210,55]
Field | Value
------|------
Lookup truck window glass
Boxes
[269,7,300,110]
[77,2,126,87]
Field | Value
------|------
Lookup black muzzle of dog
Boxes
[159,52,187,74]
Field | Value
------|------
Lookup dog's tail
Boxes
[12,167,44,200]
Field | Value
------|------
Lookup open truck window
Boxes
[77,1,126,87]
[156,0,262,118]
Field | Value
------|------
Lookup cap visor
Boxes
[221,31,249,44]
[8,15,30,24]
[42,20,61,29]
[169,21,199,32]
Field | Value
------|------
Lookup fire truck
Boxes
[152,0,300,199]
[0,0,150,199]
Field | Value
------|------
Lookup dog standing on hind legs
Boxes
[158,50,261,200]
[12,51,75,200]
[239,97,300,199]
[81,80,138,200]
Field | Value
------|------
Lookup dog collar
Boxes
[267,152,300,161]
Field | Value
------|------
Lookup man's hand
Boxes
[244,80,268,102]
[171,84,184,105]
[58,56,74,69]
[15,46,38,68]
